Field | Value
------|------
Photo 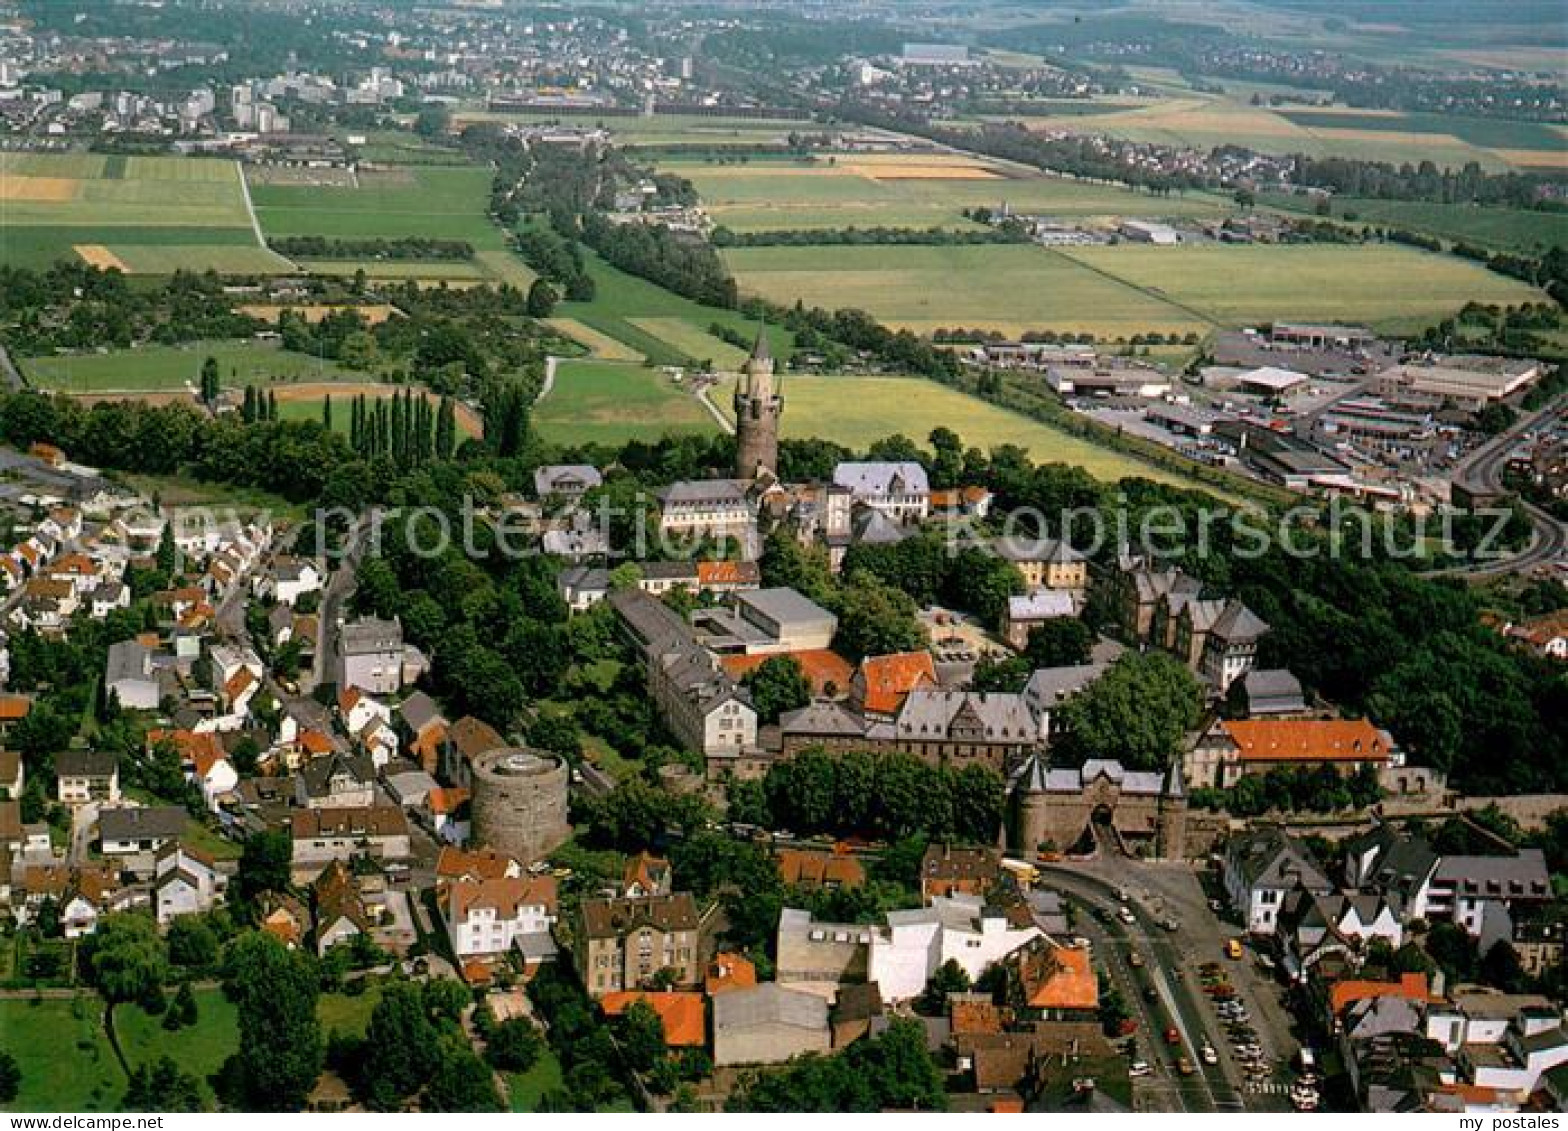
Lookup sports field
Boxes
[720,243,1211,338]
[670,154,1229,232]
[0,151,288,273]
[712,373,1200,486]
[533,359,718,447]
[249,164,533,287]
[22,340,359,393]
[1058,243,1546,334]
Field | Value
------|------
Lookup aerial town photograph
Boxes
[0,0,1563,1119]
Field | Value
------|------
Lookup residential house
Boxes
[1222,827,1334,934]
[922,845,1002,901]
[313,860,370,955]
[1020,664,1107,742]
[655,479,757,552]
[335,617,404,695]
[260,892,311,949]
[154,842,226,924]
[99,805,186,859]
[1001,591,1076,650]
[713,983,832,1067]
[533,464,602,502]
[574,893,702,998]
[258,557,322,606]
[55,750,119,805]
[104,639,165,711]
[832,461,931,524]
[297,752,376,810]
[778,848,866,890]
[288,807,411,878]
[1004,937,1100,1019]
[0,750,22,799]
[396,690,449,776]
[851,651,937,720]
[446,875,559,964]
[442,715,507,789]
[622,851,672,899]
[422,786,470,844]
[601,991,706,1052]
[993,536,1087,592]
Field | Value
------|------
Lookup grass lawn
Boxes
[721,243,1209,338]
[22,339,359,393]
[318,985,384,1038]
[712,373,1201,487]
[0,997,122,1112]
[509,1048,563,1112]
[179,818,242,861]
[114,988,238,1104]
[534,359,717,447]
[1060,243,1546,334]
[124,471,310,524]
[669,154,1229,233]
[555,250,793,367]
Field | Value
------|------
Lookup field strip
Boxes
[542,317,645,361]
[1045,247,1222,328]
[74,245,129,271]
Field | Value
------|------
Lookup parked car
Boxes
[1129,1060,1153,1078]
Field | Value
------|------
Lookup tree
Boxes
[165,980,199,1030]
[361,983,441,1106]
[617,999,668,1074]
[1056,651,1203,770]
[223,932,322,1111]
[123,1055,204,1112]
[425,1046,502,1112]
[166,916,219,968]
[741,655,812,724]
[917,958,971,1015]
[85,913,168,1006]
[1024,618,1093,668]
[0,1050,19,1104]
[526,278,559,318]
[831,570,925,660]
[199,356,220,404]
[1480,940,1526,993]
[236,829,292,905]
[414,105,451,140]
[485,1017,543,1072]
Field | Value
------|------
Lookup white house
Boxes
[868,893,1039,1003]
[832,461,931,524]
[1223,827,1333,935]
[445,875,559,963]
[257,558,322,606]
[154,843,226,924]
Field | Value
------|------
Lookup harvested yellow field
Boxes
[1308,126,1476,146]
[845,163,1000,180]
[237,303,402,325]
[543,317,645,361]
[74,244,128,271]
[1489,148,1568,170]
[0,175,79,202]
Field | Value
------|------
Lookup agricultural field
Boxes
[556,252,793,367]
[1262,193,1568,253]
[625,317,748,369]
[0,151,287,273]
[533,359,718,447]
[720,243,1210,338]
[1003,90,1562,172]
[1058,243,1547,334]
[21,340,360,394]
[249,164,533,287]
[542,317,645,361]
[669,153,1230,232]
[711,373,1201,487]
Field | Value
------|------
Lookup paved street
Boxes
[1038,857,1300,1113]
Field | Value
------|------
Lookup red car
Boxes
[1164,1027,1180,1045]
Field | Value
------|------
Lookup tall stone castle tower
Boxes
[733,326,782,479]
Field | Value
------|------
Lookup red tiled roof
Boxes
[1017,942,1098,1011]
[1223,719,1390,764]
[436,846,519,882]
[425,787,469,816]
[0,695,32,722]
[1329,972,1431,1015]
[855,651,937,716]
[705,952,757,996]
[777,847,866,889]
[300,729,334,756]
[600,991,706,1047]
[695,560,760,587]
[719,649,854,696]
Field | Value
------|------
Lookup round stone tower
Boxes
[470,746,570,864]
[733,326,782,479]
